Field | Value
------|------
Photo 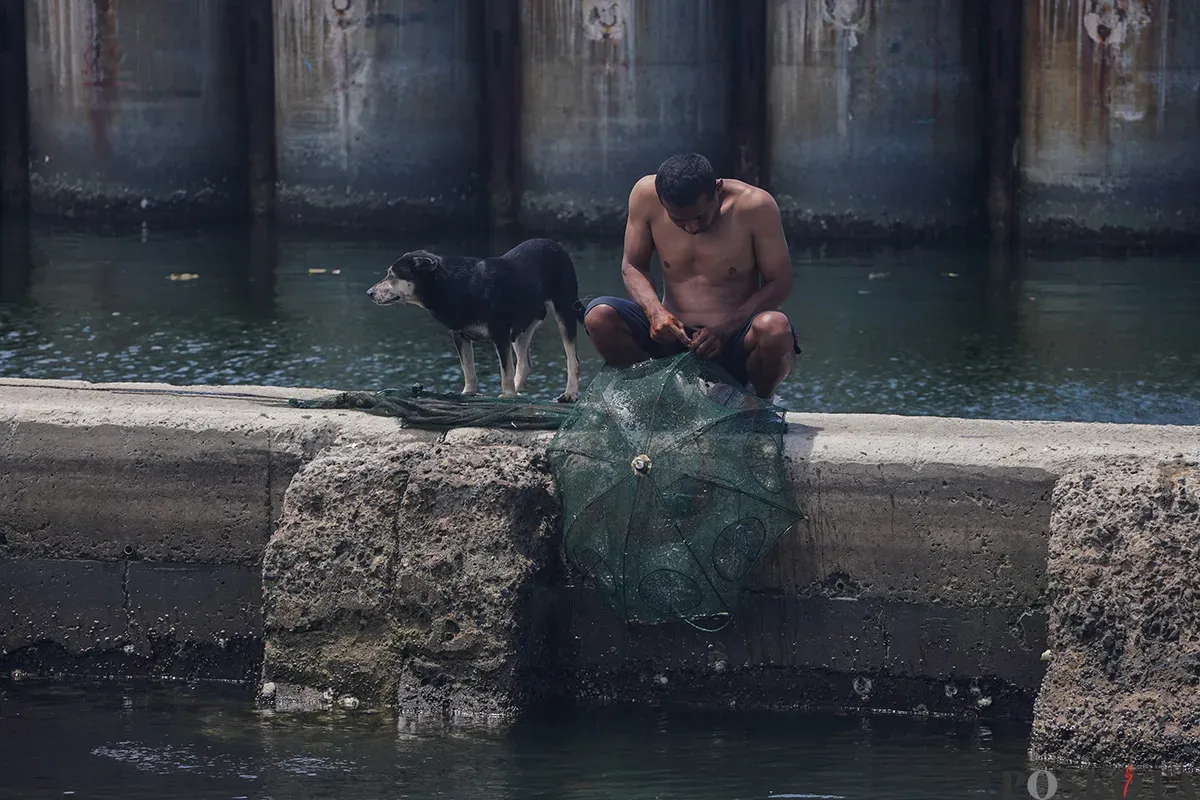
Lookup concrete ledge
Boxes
[2,377,1199,735]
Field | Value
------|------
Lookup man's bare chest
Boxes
[652,224,754,280]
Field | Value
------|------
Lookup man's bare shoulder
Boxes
[626,174,659,218]
[725,179,780,216]
[630,174,658,201]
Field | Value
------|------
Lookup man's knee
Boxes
[747,311,795,352]
[584,303,625,340]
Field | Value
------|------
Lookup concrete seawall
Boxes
[2,378,1199,753]
[6,0,1199,244]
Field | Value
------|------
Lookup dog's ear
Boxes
[409,251,440,274]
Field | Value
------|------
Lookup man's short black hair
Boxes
[655,153,717,207]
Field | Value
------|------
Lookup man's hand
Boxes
[648,308,691,346]
[688,319,740,359]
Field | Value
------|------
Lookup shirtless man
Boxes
[583,152,801,400]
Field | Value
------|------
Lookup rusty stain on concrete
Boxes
[272,0,483,228]
[767,0,984,240]
[82,0,118,156]
[518,0,732,233]
[23,0,246,219]
[1019,0,1200,242]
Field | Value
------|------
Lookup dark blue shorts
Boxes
[583,296,801,387]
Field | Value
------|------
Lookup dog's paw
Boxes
[556,392,579,404]
[460,388,479,397]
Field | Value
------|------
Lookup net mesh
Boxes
[287,385,574,430]
[288,352,802,629]
[546,352,803,630]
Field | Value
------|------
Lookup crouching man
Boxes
[583,152,801,401]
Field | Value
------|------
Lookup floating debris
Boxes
[307,268,327,274]
[167,273,199,281]
[868,271,890,280]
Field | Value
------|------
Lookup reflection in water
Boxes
[0,681,1048,800]
[1,218,1198,423]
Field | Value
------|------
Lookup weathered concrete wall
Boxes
[0,378,431,682]
[4,377,1200,740]
[518,0,733,233]
[1031,460,1200,770]
[273,0,484,230]
[766,0,986,241]
[1019,0,1200,245]
[23,0,247,222]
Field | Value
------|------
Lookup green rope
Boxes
[287,384,577,431]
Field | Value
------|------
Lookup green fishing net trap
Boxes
[546,353,804,629]
[289,351,803,629]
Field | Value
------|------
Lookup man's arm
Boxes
[728,190,793,321]
[621,177,690,345]
[620,176,663,315]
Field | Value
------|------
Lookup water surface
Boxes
[2,218,1198,423]
[0,681,1048,800]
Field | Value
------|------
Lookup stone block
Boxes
[1031,459,1200,769]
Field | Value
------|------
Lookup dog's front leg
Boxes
[452,333,479,395]
[493,334,518,397]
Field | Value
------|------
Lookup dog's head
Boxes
[366,250,440,307]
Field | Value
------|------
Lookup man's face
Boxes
[660,181,722,234]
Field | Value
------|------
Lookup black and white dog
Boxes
[367,238,584,402]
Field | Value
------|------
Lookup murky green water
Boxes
[6,681,1190,800]
[0,680,1042,800]
[2,217,1199,423]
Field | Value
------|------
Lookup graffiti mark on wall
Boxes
[581,0,627,41]
[325,0,370,172]
[821,0,872,50]
[1083,0,1150,47]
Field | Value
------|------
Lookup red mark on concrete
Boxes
[1123,764,1134,797]
[82,0,120,156]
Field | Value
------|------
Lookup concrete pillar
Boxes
[1,0,29,213]
[766,0,986,241]
[244,0,276,220]
[733,0,768,187]
[24,0,247,222]
[518,0,734,234]
[1019,0,1200,246]
[483,0,521,229]
[273,0,485,231]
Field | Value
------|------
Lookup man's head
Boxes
[655,153,722,234]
